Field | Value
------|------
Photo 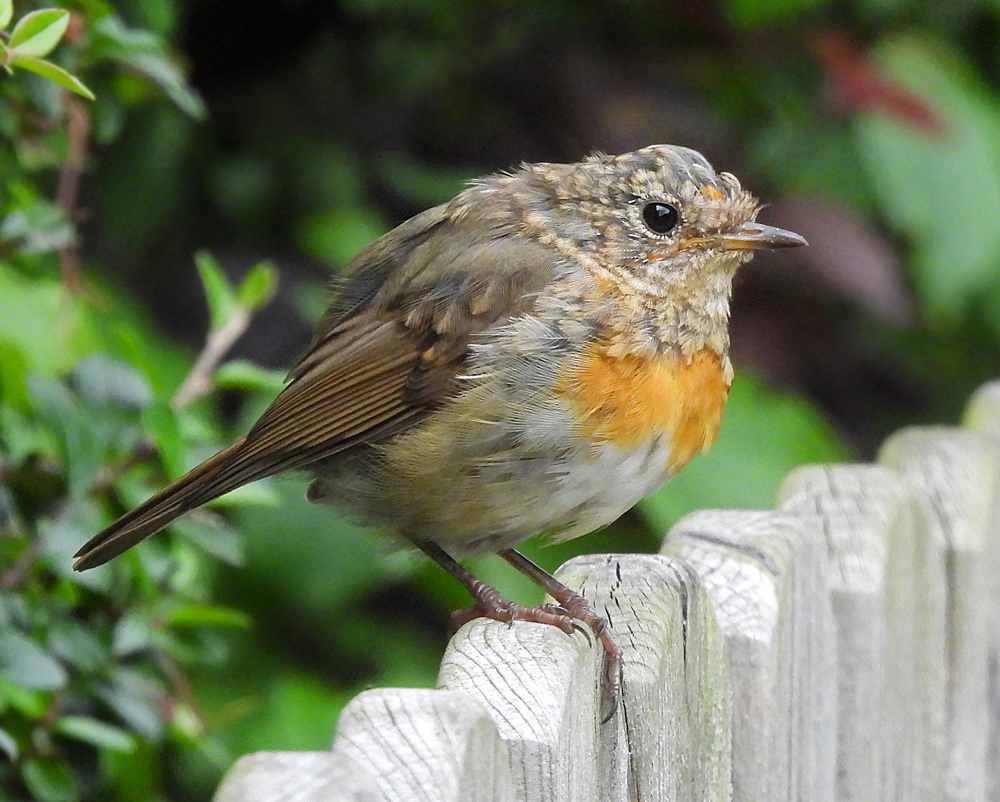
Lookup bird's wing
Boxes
[73,202,558,569]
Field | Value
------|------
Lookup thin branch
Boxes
[171,307,251,411]
[55,97,91,293]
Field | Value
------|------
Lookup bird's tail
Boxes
[74,437,254,570]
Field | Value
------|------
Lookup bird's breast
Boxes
[554,344,732,474]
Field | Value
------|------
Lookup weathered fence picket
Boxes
[881,429,1000,802]
[665,509,837,802]
[214,380,1000,802]
[553,555,732,802]
[778,464,934,802]
[966,382,1000,802]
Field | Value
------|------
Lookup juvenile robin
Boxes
[74,144,805,709]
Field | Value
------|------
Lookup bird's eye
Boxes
[641,202,680,235]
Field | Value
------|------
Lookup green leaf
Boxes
[169,701,204,741]
[164,602,251,629]
[376,152,468,207]
[297,207,386,266]
[8,9,68,58]
[46,621,106,672]
[236,261,278,312]
[39,509,117,588]
[0,264,108,377]
[142,400,185,479]
[55,716,137,753]
[112,610,152,658]
[206,476,281,509]
[0,338,31,410]
[194,250,236,330]
[0,199,76,254]
[172,516,245,567]
[0,405,46,464]
[0,677,49,717]
[29,375,104,499]
[21,758,79,802]
[102,742,159,802]
[0,590,24,631]
[0,632,68,691]
[90,15,204,118]
[72,354,152,411]
[750,113,871,209]
[213,360,286,395]
[225,669,350,753]
[0,0,13,31]
[855,35,1000,320]
[97,668,165,742]
[7,55,95,100]
[231,481,389,619]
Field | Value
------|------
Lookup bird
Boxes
[74,144,806,713]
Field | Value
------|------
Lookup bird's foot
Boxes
[450,585,587,639]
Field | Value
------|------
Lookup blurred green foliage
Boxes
[1,0,999,799]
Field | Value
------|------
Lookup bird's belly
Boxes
[370,429,680,556]
[518,434,680,543]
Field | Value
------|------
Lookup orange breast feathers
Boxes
[555,346,731,473]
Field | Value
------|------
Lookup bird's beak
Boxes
[717,222,808,251]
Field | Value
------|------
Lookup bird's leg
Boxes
[416,541,621,719]
[415,541,582,637]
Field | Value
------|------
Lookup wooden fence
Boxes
[213,380,1000,802]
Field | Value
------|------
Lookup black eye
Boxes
[641,202,679,235]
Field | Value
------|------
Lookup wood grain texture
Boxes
[880,427,1000,802]
[663,509,837,802]
[213,751,382,802]
[555,554,732,802]
[329,688,512,802]
[778,464,938,802]
[436,616,602,802]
